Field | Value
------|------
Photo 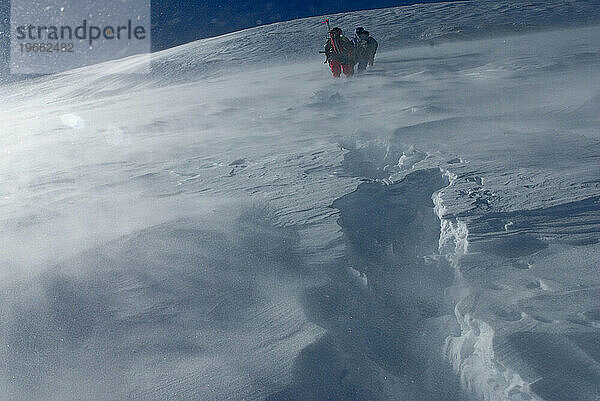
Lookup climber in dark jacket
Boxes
[352,27,378,73]
[324,27,354,77]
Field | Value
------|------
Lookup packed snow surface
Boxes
[1,1,600,400]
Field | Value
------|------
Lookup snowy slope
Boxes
[1,1,600,400]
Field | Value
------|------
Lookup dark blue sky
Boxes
[150,0,463,50]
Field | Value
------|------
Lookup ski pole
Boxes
[318,50,328,63]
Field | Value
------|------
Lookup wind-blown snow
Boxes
[1,1,600,400]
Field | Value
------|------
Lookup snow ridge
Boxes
[434,169,540,401]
